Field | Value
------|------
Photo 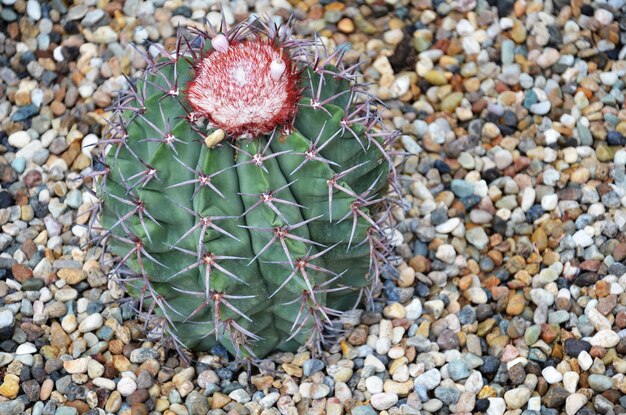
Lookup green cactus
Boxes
[92,17,398,358]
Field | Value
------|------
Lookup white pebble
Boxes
[370,392,398,410]
[26,0,41,20]
[520,187,535,212]
[594,8,614,25]
[565,393,587,415]
[494,149,513,169]
[544,128,560,145]
[530,101,551,115]
[563,371,579,394]
[8,131,31,148]
[572,230,593,248]
[93,377,116,390]
[117,376,137,397]
[15,342,37,355]
[541,366,562,384]
[504,387,531,409]
[364,355,386,372]
[589,330,620,348]
[600,71,618,86]
[78,313,103,333]
[487,397,505,415]
[435,218,461,234]
[365,376,383,394]
[578,350,592,371]
[541,194,558,211]
[435,244,456,264]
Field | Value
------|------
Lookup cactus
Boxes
[91,17,398,358]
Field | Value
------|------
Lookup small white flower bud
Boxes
[270,59,286,81]
[212,34,229,53]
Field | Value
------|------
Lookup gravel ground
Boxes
[2,0,626,414]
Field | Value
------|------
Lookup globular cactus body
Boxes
[94,18,397,358]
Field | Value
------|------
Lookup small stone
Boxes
[565,393,587,415]
[542,366,562,384]
[366,376,383,394]
[228,389,250,404]
[63,357,88,374]
[0,374,20,399]
[414,369,440,390]
[87,359,104,378]
[578,351,593,371]
[57,268,86,284]
[130,348,159,363]
[494,149,513,169]
[506,293,526,315]
[364,355,386,372]
[78,314,103,332]
[466,227,489,250]
[383,302,405,319]
[589,330,620,348]
[530,101,551,115]
[0,400,25,415]
[16,342,37,354]
[117,376,137,397]
[8,131,31,148]
[105,391,122,412]
[259,392,279,408]
[563,372,579,394]
[424,70,448,86]
[587,374,612,392]
[504,387,531,409]
[572,230,593,248]
[436,244,456,263]
[299,383,330,399]
[186,390,209,414]
[92,26,118,43]
[337,18,355,34]
[542,194,558,211]
[487,397,505,415]
[370,392,398,410]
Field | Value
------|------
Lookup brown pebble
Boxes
[613,242,626,261]
[251,375,273,391]
[109,339,124,355]
[540,324,558,344]
[50,101,66,116]
[61,141,82,167]
[337,18,355,34]
[127,389,149,405]
[65,400,90,414]
[49,321,71,351]
[506,293,525,316]
[11,263,33,282]
[131,403,149,415]
[589,346,607,359]
[210,392,231,409]
[22,170,42,188]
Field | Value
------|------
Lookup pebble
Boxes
[8,131,31,148]
[299,383,330,399]
[78,313,103,332]
[117,376,137,397]
[504,387,531,409]
[370,392,398,410]
[565,393,587,415]
[542,366,563,384]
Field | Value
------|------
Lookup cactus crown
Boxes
[91,16,399,358]
[187,34,301,137]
